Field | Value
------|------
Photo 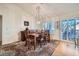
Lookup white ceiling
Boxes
[15,3,79,17]
[0,3,79,18]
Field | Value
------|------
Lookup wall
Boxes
[0,4,36,45]
[0,16,2,41]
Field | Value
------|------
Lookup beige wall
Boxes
[0,5,36,45]
[0,16,2,41]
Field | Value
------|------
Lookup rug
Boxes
[0,40,60,56]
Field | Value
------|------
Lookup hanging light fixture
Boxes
[36,5,41,24]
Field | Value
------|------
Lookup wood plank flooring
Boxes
[52,40,79,56]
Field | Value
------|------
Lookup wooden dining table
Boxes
[24,29,50,50]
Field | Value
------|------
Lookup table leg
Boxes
[34,37,36,50]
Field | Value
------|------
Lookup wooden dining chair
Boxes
[20,31,26,41]
[36,34,47,47]
[44,30,50,42]
[26,35,35,50]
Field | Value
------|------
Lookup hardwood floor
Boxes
[52,40,79,56]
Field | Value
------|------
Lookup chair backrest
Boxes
[21,31,26,41]
[28,35,35,39]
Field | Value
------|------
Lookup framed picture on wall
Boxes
[24,21,29,26]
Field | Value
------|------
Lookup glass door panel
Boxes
[76,19,79,46]
[60,19,76,41]
[76,19,79,39]
[60,20,68,40]
[67,19,75,41]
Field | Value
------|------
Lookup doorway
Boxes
[0,15,2,45]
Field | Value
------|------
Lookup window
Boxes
[60,19,76,41]
[42,21,55,34]
[76,18,79,39]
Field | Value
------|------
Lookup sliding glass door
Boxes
[60,20,68,40]
[67,19,76,41]
[60,19,76,41]
[76,18,79,45]
[76,19,79,40]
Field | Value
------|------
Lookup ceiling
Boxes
[14,3,79,18]
[0,3,79,18]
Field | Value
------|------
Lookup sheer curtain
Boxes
[42,21,55,34]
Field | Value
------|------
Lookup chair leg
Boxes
[34,45,35,50]
[40,41,42,48]
[24,39,27,46]
[27,41,30,50]
[40,43,42,48]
